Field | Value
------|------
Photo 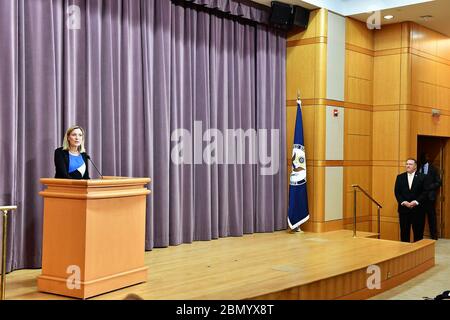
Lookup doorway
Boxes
[417,136,449,239]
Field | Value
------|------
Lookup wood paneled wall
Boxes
[286,9,332,231]
[373,22,450,240]
[372,23,404,240]
[343,18,374,232]
[287,13,450,240]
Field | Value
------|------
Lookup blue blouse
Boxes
[68,154,85,173]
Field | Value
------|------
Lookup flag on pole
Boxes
[288,97,309,230]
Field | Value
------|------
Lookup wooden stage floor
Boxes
[5,230,435,300]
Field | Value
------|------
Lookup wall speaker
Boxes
[269,1,310,31]
[292,5,310,29]
[269,1,294,28]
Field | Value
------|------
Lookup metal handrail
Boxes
[351,185,382,239]
[1,205,17,300]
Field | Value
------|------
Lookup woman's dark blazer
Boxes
[54,147,90,179]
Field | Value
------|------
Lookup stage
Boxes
[5,230,435,300]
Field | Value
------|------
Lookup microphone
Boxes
[86,155,103,179]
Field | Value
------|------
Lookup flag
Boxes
[287,98,309,230]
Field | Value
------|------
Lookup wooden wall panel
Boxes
[410,110,450,138]
[437,38,450,60]
[315,8,328,38]
[346,109,372,135]
[357,221,371,232]
[287,8,327,41]
[374,24,402,51]
[346,77,373,106]
[344,166,371,192]
[287,45,317,100]
[286,9,328,229]
[343,164,372,227]
[437,86,450,110]
[411,81,438,108]
[343,221,371,232]
[344,191,371,218]
[312,166,325,222]
[409,21,450,117]
[314,105,326,160]
[398,110,413,162]
[345,135,371,160]
[344,18,374,234]
[436,63,450,87]
[315,42,328,99]
[287,16,450,240]
[411,54,437,84]
[346,49,373,106]
[400,52,411,105]
[373,111,399,161]
[436,62,450,111]
[372,166,399,218]
[411,54,437,108]
[380,221,399,241]
[347,51,373,80]
[307,165,315,222]
[373,55,401,106]
[372,24,403,240]
[347,20,450,240]
[346,18,374,50]
[410,23,438,56]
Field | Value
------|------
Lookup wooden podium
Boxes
[38,176,151,299]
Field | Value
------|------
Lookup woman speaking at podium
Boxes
[54,125,90,179]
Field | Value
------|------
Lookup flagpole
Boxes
[289,89,305,234]
[297,88,301,235]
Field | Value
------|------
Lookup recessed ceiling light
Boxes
[384,15,394,20]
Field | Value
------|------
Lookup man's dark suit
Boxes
[421,163,442,240]
[394,171,427,242]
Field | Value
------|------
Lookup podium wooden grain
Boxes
[37,176,151,299]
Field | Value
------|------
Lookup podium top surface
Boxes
[40,177,151,199]
[40,176,151,187]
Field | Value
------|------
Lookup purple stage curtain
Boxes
[0,0,286,273]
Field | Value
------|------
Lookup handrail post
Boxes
[377,206,381,239]
[1,205,17,301]
[353,187,357,238]
[1,209,8,300]
[351,185,382,239]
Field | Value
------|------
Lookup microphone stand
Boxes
[87,155,103,179]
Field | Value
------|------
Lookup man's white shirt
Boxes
[407,172,415,190]
[401,171,419,207]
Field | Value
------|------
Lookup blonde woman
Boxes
[54,125,90,179]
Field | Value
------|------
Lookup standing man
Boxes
[394,158,427,242]
[419,152,442,240]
